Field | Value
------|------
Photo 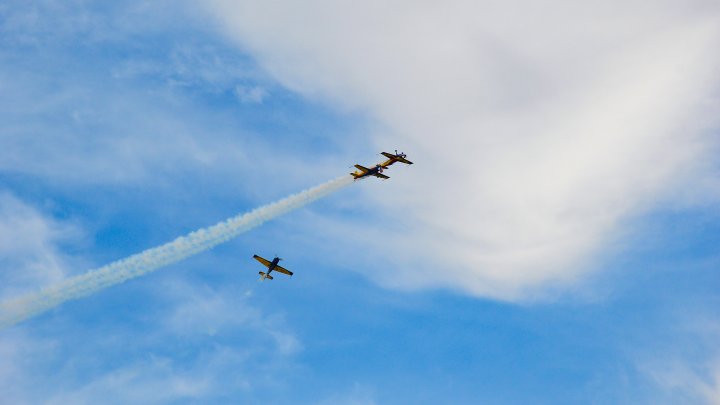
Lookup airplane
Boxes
[379,150,413,168]
[350,163,390,180]
[253,254,293,281]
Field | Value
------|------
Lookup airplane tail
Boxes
[259,271,274,280]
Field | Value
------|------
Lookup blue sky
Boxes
[1,0,719,403]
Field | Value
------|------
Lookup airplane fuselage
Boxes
[260,257,281,280]
[266,257,280,274]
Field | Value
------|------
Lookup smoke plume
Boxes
[0,175,353,329]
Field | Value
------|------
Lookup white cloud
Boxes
[0,331,58,404]
[631,315,720,404]
[706,365,720,405]
[0,60,252,186]
[0,329,220,405]
[0,192,84,298]
[639,355,720,404]
[0,1,295,191]
[234,85,268,103]
[206,0,720,299]
[163,281,302,355]
[43,360,215,405]
[316,383,377,405]
[0,279,302,404]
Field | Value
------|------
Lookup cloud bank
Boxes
[206,0,720,299]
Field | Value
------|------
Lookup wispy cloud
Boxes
[0,0,337,192]
[628,311,720,404]
[0,272,304,403]
[316,383,377,405]
[234,85,269,104]
[706,365,720,405]
[163,281,302,355]
[0,192,85,298]
[638,352,720,404]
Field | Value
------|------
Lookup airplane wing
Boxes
[374,173,390,179]
[381,152,395,159]
[273,265,293,276]
[354,164,370,173]
[397,157,413,164]
[253,255,272,268]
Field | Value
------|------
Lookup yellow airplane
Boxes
[253,254,293,281]
[351,163,390,180]
[379,150,413,168]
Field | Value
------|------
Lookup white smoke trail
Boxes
[0,175,354,329]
